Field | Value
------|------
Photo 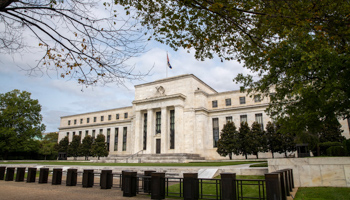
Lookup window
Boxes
[122,127,127,151]
[79,131,82,138]
[68,120,71,125]
[213,118,219,147]
[93,117,97,122]
[116,114,119,119]
[99,129,103,135]
[170,110,175,149]
[92,130,96,138]
[114,128,119,151]
[85,130,88,137]
[108,115,111,120]
[239,97,246,104]
[254,95,261,103]
[124,112,128,119]
[225,98,231,106]
[87,118,90,123]
[101,116,104,121]
[255,113,264,130]
[240,115,247,123]
[66,132,69,137]
[156,111,161,134]
[226,116,233,123]
[212,100,218,108]
[74,119,77,125]
[80,119,83,124]
[107,128,110,151]
[143,113,147,150]
[73,132,76,136]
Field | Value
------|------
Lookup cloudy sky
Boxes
[0,4,253,133]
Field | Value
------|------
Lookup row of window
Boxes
[212,95,262,108]
[67,113,128,126]
[66,127,128,151]
[213,113,264,147]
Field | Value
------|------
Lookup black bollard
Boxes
[144,170,156,193]
[100,170,113,189]
[151,172,165,200]
[39,168,49,184]
[0,167,5,180]
[27,168,37,183]
[183,173,199,200]
[5,167,15,181]
[52,168,62,185]
[15,167,26,182]
[265,173,282,200]
[66,169,77,186]
[123,171,137,197]
[82,169,94,188]
[221,173,237,200]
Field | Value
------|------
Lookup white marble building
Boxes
[58,74,350,160]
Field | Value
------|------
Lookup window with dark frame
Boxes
[85,130,88,137]
[254,95,261,103]
[74,119,77,125]
[73,132,75,136]
[226,116,233,123]
[143,113,147,150]
[66,132,69,137]
[212,100,218,108]
[124,112,128,119]
[108,115,111,120]
[240,115,247,123]
[92,130,95,138]
[213,118,219,147]
[156,111,161,134]
[225,98,231,106]
[87,118,90,123]
[107,128,110,151]
[239,97,246,104]
[99,129,103,135]
[101,116,104,121]
[94,117,97,122]
[68,120,71,125]
[255,113,264,130]
[80,119,83,124]
[122,127,127,151]
[114,128,118,151]
[116,114,119,119]
[170,110,175,149]
[79,131,82,138]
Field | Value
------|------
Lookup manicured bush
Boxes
[319,142,342,156]
[326,146,347,156]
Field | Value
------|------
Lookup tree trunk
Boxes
[245,153,247,159]
[229,152,232,160]
[256,152,259,159]
[45,155,47,160]
[271,151,274,158]
[284,151,287,158]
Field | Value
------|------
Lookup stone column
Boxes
[161,107,167,153]
[110,127,115,154]
[133,110,142,153]
[174,105,184,153]
[146,109,154,154]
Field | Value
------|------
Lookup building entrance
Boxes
[156,139,161,154]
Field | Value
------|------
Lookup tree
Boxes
[216,121,238,160]
[0,89,45,159]
[80,135,93,160]
[39,132,58,160]
[1,1,149,86]
[43,132,58,143]
[265,121,281,158]
[276,124,296,157]
[117,0,350,135]
[68,135,81,160]
[92,133,108,160]
[56,136,69,153]
[250,122,267,159]
[233,122,252,159]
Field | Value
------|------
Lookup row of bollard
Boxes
[265,168,294,200]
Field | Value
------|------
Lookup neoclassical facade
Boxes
[58,74,350,159]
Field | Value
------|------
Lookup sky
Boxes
[0,3,253,133]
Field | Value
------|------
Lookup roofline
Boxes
[60,106,133,118]
[135,74,217,93]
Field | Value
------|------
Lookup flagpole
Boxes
[166,51,168,78]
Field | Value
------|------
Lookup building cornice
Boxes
[132,93,186,105]
[58,119,132,130]
[195,103,269,114]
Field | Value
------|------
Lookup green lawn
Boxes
[166,175,266,199]
[0,161,265,167]
[294,187,350,200]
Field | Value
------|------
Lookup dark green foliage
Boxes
[276,124,296,157]
[265,122,281,158]
[216,122,237,160]
[43,132,58,143]
[343,139,350,156]
[68,135,81,160]
[0,89,45,159]
[319,142,342,156]
[233,122,251,159]
[80,135,93,160]
[92,134,109,160]
[326,146,347,156]
[56,136,69,153]
[38,132,58,160]
[250,122,267,159]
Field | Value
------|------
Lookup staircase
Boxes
[93,153,206,163]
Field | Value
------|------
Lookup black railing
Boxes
[236,179,266,200]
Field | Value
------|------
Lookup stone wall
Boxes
[268,157,350,187]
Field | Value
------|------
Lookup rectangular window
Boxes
[239,97,246,104]
[225,98,231,106]
[68,120,71,125]
[212,100,218,108]
[107,128,110,151]
[73,132,76,136]
[101,116,104,121]
[124,112,128,119]
[85,130,88,137]
[87,118,90,123]
[80,119,83,124]
[226,116,233,123]
[79,131,82,138]
[114,128,119,151]
[240,115,247,123]
[156,111,161,134]
[143,113,147,150]
[99,129,103,135]
[92,130,96,138]
[213,118,219,147]
[94,117,97,122]
[66,132,69,137]
[255,113,264,130]
[122,127,127,151]
[116,114,119,119]
[108,115,111,120]
[170,110,175,149]
[74,119,77,125]
[254,95,261,103]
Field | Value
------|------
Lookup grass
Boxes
[249,162,268,167]
[294,187,350,200]
[0,161,265,167]
[165,175,265,199]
